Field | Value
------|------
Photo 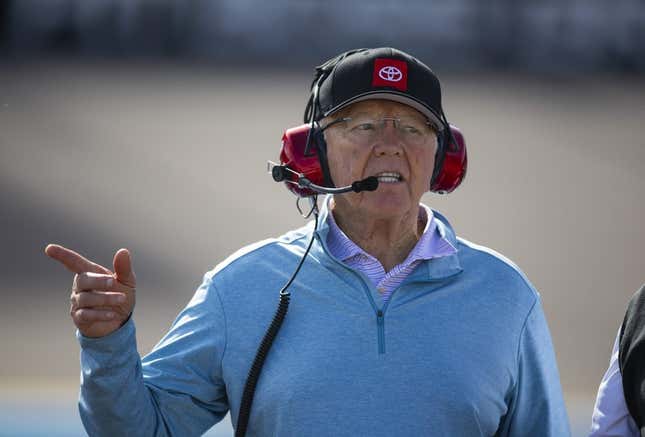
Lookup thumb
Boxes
[113,248,136,288]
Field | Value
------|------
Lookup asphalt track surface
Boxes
[1,61,644,435]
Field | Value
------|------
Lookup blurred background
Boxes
[1,1,644,436]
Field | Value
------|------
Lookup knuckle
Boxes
[80,293,99,308]
[77,272,89,290]
[72,308,84,322]
[77,309,93,322]
[75,293,87,307]
[112,294,126,305]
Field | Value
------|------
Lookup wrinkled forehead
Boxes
[330,99,428,121]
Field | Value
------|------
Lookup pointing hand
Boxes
[45,244,137,338]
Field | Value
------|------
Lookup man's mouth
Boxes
[374,172,403,183]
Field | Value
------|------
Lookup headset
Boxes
[270,49,468,198]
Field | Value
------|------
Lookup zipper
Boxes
[374,288,401,355]
[316,233,384,352]
[319,246,387,354]
[376,310,385,354]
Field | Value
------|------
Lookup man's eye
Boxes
[354,123,376,131]
[402,125,421,134]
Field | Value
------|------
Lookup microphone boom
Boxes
[300,176,379,194]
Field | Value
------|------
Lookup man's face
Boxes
[323,99,437,219]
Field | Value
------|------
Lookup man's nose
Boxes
[374,121,403,155]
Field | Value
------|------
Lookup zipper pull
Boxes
[376,310,385,354]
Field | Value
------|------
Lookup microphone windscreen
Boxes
[271,165,287,182]
[352,176,379,193]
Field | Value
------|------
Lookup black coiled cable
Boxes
[235,209,319,437]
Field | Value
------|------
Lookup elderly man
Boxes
[45,47,570,436]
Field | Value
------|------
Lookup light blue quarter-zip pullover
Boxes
[77,202,570,436]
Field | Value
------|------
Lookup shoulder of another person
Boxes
[626,284,645,312]
[618,283,645,431]
[620,283,645,343]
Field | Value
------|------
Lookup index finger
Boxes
[44,244,112,275]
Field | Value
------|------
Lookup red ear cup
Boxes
[430,125,468,194]
[279,124,325,197]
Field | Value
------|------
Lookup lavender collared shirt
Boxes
[326,203,457,303]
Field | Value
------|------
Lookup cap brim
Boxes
[323,91,444,131]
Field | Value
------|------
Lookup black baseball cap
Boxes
[313,47,446,131]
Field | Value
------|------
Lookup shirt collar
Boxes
[323,196,457,264]
[313,195,463,281]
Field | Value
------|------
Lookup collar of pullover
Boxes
[313,195,463,283]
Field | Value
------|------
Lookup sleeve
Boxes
[77,273,229,436]
[589,328,639,437]
[499,297,571,436]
